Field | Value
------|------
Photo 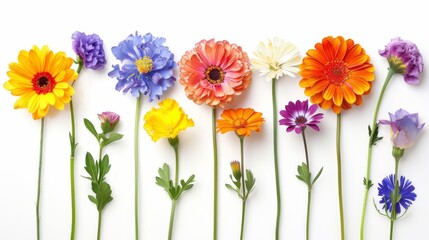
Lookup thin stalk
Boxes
[70,61,83,240]
[360,68,395,240]
[134,95,142,240]
[272,79,281,240]
[97,211,102,240]
[168,144,179,240]
[36,118,45,240]
[302,129,311,240]
[336,114,345,240]
[212,107,218,240]
[239,137,246,240]
[70,99,76,240]
[390,158,400,240]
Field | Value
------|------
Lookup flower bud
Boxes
[230,161,242,181]
[98,111,120,133]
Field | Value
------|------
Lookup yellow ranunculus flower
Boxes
[144,98,194,142]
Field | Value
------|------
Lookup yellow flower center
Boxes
[136,56,153,74]
[32,72,56,94]
[233,118,246,128]
[205,66,225,84]
[324,61,350,85]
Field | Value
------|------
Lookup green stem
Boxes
[306,189,312,240]
[212,107,218,240]
[239,137,246,240]
[134,95,142,240]
[336,114,345,240]
[240,200,246,240]
[390,157,400,240]
[302,129,311,240]
[272,79,281,240]
[168,143,179,240]
[36,118,45,240]
[168,200,177,240]
[70,99,76,240]
[97,210,102,240]
[70,61,83,240]
[360,68,395,240]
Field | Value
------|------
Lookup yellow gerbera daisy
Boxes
[4,45,77,119]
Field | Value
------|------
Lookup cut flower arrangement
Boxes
[1,33,425,240]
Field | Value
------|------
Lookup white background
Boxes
[0,0,428,239]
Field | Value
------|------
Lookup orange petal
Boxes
[342,85,356,104]
[333,86,344,106]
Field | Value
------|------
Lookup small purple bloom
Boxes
[379,37,424,84]
[98,111,120,133]
[108,32,176,101]
[379,109,424,149]
[279,99,324,134]
[72,31,106,70]
[378,174,416,214]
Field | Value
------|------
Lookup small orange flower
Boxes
[217,108,264,137]
[299,36,375,114]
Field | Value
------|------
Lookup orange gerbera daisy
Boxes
[299,36,374,114]
[217,108,264,137]
[4,45,77,119]
[179,39,251,108]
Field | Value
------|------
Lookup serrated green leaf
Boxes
[84,118,100,142]
[101,133,124,148]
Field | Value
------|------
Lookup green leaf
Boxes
[245,169,256,194]
[297,163,311,186]
[155,163,173,199]
[101,133,124,148]
[84,118,100,142]
[363,178,373,189]
[84,152,98,182]
[95,182,113,211]
[312,167,323,185]
[369,124,383,146]
[99,154,111,182]
[88,195,97,205]
[225,184,236,191]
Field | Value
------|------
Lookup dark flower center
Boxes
[205,66,225,84]
[32,72,56,94]
[324,61,350,85]
[295,116,307,125]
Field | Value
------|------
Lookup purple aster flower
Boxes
[72,31,106,70]
[378,174,416,214]
[108,32,176,101]
[379,37,424,84]
[279,99,324,134]
[379,109,424,149]
[98,111,120,133]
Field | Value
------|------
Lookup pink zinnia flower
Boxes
[179,39,251,108]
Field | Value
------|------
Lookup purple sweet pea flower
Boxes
[98,111,120,133]
[379,109,424,149]
[279,99,324,134]
[72,31,106,70]
[379,37,424,84]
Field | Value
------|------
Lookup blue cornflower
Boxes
[72,31,106,70]
[378,174,416,214]
[108,32,176,101]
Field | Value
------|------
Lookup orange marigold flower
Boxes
[217,108,264,137]
[179,39,251,108]
[299,36,375,114]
